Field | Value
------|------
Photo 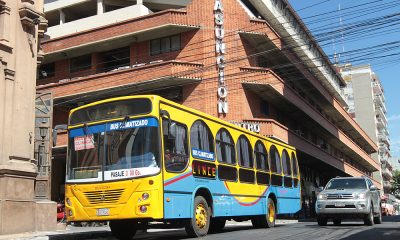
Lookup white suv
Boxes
[316,177,382,226]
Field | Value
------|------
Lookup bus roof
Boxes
[69,95,296,151]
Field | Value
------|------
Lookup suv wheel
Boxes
[374,206,382,224]
[317,216,328,226]
[364,206,374,226]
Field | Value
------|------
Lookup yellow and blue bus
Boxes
[65,95,300,239]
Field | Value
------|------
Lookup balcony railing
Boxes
[373,81,383,95]
[46,5,153,39]
[376,116,386,129]
[378,134,390,144]
[383,181,392,190]
[382,167,393,180]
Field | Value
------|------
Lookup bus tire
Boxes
[185,195,211,237]
[251,198,276,228]
[109,220,137,240]
[208,218,226,233]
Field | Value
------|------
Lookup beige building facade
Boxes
[0,0,56,235]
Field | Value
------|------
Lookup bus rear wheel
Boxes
[185,196,211,237]
[251,198,276,228]
[109,220,137,240]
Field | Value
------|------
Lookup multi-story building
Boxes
[0,0,56,235]
[38,0,381,211]
[339,64,392,193]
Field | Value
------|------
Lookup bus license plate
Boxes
[335,203,345,207]
[96,208,110,216]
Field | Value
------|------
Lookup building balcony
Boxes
[373,81,383,95]
[240,67,380,173]
[37,60,203,103]
[383,181,392,190]
[375,106,387,123]
[42,9,199,63]
[378,133,390,145]
[382,167,393,180]
[376,116,387,129]
[45,4,153,39]
[379,144,390,155]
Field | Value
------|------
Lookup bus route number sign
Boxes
[192,160,216,179]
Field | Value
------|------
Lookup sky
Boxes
[289,0,400,162]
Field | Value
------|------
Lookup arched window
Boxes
[237,135,253,168]
[255,140,269,171]
[190,120,214,160]
[282,150,292,176]
[292,152,299,177]
[269,145,281,174]
[216,128,236,164]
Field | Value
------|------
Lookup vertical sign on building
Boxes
[215,0,228,113]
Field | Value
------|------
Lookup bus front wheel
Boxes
[185,195,211,237]
[109,220,137,240]
[252,198,276,228]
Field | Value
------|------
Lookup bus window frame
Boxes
[269,145,282,175]
[282,149,292,177]
[236,135,254,169]
[189,119,215,161]
[215,128,236,165]
[291,152,299,178]
[162,118,190,173]
[254,140,269,172]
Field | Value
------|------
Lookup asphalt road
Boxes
[55,216,400,240]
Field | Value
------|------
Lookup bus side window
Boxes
[292,152,299,177]
[270,145,283,186]
[255,140,269,171]
[237,135,255,183]
[190,120,214,159]
[237,135,253,168]
[269,145,281,174]
[163,119,189,172]
[216,128,236,164]
[282,150,291,176]
[282,149,292,188]
[291,152,299,187]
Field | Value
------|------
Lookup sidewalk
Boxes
[0,219,299,240]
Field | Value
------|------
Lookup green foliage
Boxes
[391,170,400,198]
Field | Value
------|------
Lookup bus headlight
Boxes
[66,198,72,206]
[139,205,148,213]
[68,210,73,216]
[142,193,150,201]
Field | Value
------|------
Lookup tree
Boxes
[391,170,400,198]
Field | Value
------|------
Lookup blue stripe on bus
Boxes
[69,118,158,138]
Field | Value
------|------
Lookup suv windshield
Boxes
[325,178,367,190]
[67,117,160,182]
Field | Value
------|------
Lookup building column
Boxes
[97,0,104,14]
[0,4,10,46]
[137,0,143,5]
[59,9,65,24]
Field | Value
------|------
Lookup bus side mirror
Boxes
[53,124,67,147]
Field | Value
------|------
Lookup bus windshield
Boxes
[67,117,160,182]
